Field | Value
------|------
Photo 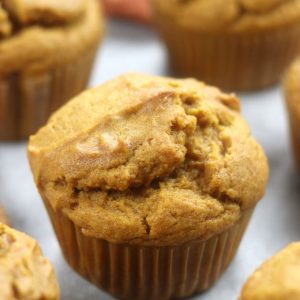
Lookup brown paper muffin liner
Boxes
[44,199,254,300]
[288,116,300,170]
[154,16,300,91]
[0,46,98,140]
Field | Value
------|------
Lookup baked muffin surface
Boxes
[240,243,300,300]
[0,224,59,300]
[152,0,300,32]
[0,0,102,76]
[29,73,269,246]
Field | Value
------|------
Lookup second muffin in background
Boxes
[28,73,269,300]
[152,0,300,91]
[0,0,104,140]
[239,243,300,300]
[284,57,300,170]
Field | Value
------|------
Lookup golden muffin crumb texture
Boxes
[0,224,60,300]
[0,0,103,75]
[28,73,269,246]
[240,243,300,300]
[152,0,300,32]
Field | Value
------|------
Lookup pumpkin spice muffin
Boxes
[0,0,104,140]
[0,205,10,225]
[152,0,300,91]
[0,224,60,300]
[284,57,300,169]
[28,73,269,300]
[239,243,300,300]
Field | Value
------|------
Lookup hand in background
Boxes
[102,0,152,24]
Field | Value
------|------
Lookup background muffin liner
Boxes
[0,45,98,140]
[291,127,300,169]
[286,110,300,169]
[154,16,300,91]
[44,199,254,300]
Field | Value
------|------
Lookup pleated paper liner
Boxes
[285,86,300,170]
[44,199,254,300]
[154,13,300,91]
[0,45,98,140]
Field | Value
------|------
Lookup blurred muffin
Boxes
[0,205,10,225]
[0,0,104,140]
[240,243,300,300]
[28,73,269,300]
[152,0,300,91]
[0,223,59,300]
[285,57,300,169]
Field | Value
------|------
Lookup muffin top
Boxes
[0,224,59,300]
[0,0,103,76]
[152,0,300,32]
[28,73,269,246]
[0,205,10,225]
[285,57,300,120]
[239,243,300,300]
[2,0,86,25]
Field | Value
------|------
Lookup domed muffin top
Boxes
[0,224,59,300]
[28,73,269,246]
[1,0,86,25]
[152,0,300,32]
[0,0,103,75]
[239,243,300,300]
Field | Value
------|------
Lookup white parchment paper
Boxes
[0,20,299,300]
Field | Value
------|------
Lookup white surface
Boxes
[1,20,300,300]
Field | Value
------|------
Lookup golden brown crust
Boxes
[28,73,269,246]
[1,0,86,25]
[0,224,60,300]
[239,243,300,300]
[0,0,103,76]
[152,0,300,32]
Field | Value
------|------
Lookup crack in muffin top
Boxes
[152,0,300,32]
[28,73,269,246]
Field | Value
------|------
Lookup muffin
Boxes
[239,243,300,300]
[28,73,269,300]
[284,57,300,169]
[0,223,60,300]
[0,205,10,225]
[152,0,300,91]
[0,0,104,140]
